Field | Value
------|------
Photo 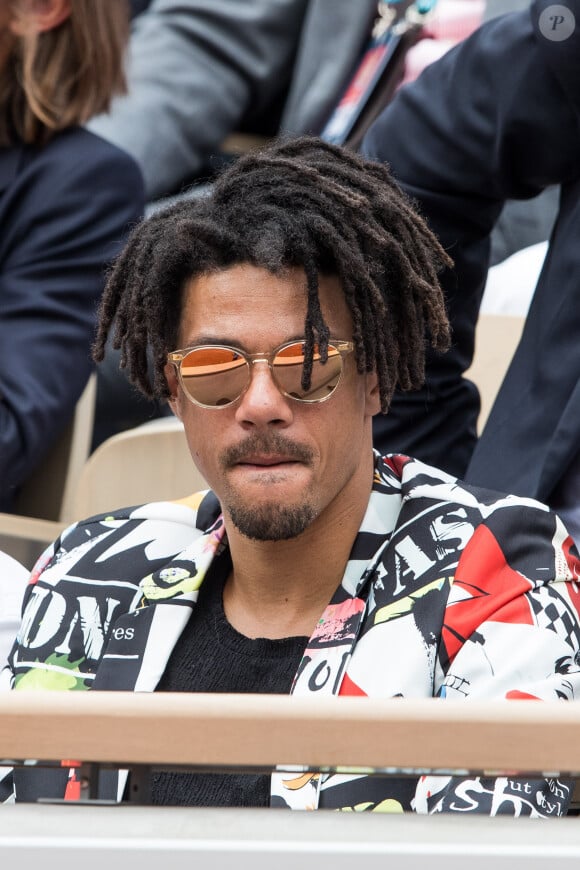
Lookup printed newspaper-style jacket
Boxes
[8,454,580,813]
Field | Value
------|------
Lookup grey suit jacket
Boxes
[89,0,376,199]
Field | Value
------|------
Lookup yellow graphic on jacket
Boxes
[374,577,447,624]
[282,772,320,790]
[14,654,86,691]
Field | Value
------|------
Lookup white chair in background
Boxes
[464,312,525,432]
[68,417,207,519]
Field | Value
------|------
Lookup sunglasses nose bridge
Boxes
[247,352,270,365]
[247,353,274,375]
[246,355,278,391]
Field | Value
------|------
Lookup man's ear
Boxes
[164,362,182,420]
[10,0,71,36]
[364,371,382,418]
[168,396,182,420]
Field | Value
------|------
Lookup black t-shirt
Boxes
[151,556,308,807]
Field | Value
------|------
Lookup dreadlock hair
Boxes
[94,136,452,412]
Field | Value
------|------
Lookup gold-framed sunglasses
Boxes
[167,339,355,409]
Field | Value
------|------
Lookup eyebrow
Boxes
[179,334,309,351]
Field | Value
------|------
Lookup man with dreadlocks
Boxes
[8,137,580,814]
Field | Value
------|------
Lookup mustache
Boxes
[221,433,314,467]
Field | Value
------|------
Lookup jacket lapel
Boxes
[93,514,226,692]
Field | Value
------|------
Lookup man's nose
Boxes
[234,360,293,427]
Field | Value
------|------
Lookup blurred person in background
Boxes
[362,0,580,539]
[89,0,378,205]
[0,0,144,511]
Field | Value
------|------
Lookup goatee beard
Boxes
[228,501,316,541]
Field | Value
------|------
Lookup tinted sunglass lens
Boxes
[273,342,343,401]
[180,347,249,407]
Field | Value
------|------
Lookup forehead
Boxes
[177,264,352,348]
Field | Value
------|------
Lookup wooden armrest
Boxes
[1,692,579,775]
[0,513,65,544]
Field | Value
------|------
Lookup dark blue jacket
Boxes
[0,128,144,509]
[363,0,580,501]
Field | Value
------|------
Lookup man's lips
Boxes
[222,435,314,469]
[234,454,301,467]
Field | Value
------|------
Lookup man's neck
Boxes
[222,455,375,640]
